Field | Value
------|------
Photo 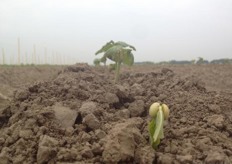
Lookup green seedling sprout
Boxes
[93,58,101,66]
[149,102,170,149]
[100,56,107,66]
[95,40,136,83]
[93,56,107,67]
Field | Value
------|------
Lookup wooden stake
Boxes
[25,51,28,65]
[2,48,5,65]
[33,44,36,64]
[44,47,47,64]
[18,38,20,65]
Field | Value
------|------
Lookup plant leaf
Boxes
[149,118,161,149]
[104,45,123,62]
[122,50,134,66]
[149,119,156,147]
[153,107,164,143]
[115,41,136,51]
[100,56,107,63]
[95,40,115,55]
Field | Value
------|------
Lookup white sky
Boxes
[0,0,232,64]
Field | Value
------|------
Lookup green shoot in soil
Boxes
[149,102,170,149]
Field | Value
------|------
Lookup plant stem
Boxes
[115,61,121,83]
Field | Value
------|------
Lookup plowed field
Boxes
[0,64,232,164]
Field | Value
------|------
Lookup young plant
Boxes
[148,102,170,149]
[93,58,101,66]
[100,56,107,66]
[95,40,136,83]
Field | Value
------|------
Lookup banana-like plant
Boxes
[149,102,170,149]
[95,40,136,83]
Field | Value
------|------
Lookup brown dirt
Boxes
[0,63,232,164]
[0,65,62,109]
[126,64,232,93]
[0,65,63,96]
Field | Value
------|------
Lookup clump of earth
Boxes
[0,63,232,164]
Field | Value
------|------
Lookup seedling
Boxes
[93,58,101,66]
[148,102,170,149]
[95,40,136,83]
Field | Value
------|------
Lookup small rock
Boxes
[39,135,59,147]
[128,100,145,117]
[0,148,10,164]
[95,129,106,139]
[134,146,155,164]
[81,147,94,158]
[130,83,144,96]
[79,101,97,117]
[57,148,77,161]
[37,146,57,164]
[156,153,174,164]
[83,113,100,130]
[19,130,33,139]
[169,142,178,154]
[0,138,5,145]
[12,154,25,164]
[52,103,77,128]
[180,117,187,123]
[205,115,224,129]
[0,155,9,164]
[24,118,37,129]
[65,127,74,136]
[208,104,221,114]
[80,132,91,143]
[102,118,145,163]
[15,90,29,101]
[116,109,130,119]
[177,155,193,163]
[37,135,58,164]
[105,93,119,104]
[205,151,229,164]
[92,143,103,155]
[115,85,129,99]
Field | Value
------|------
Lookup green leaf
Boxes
[122,50,134,66]
[149,118,161,149]
[115,41,136,51]
[149,119,156,148]
[95,40,115,55]
[153,107,164,143]
[159,124,164,139]
[100,56,107,63]
[104,45,123,62]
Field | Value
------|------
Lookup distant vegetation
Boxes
[135,58,232,65]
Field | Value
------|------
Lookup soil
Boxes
[0,63,232,164]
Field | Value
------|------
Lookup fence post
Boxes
[18,37,20,65]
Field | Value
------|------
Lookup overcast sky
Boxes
[0,0,232,64]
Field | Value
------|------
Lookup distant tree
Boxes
[168,60,192,65]
[196,57,209,64]
[210,58,232,64]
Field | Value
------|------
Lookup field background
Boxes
[0,63,232,163]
